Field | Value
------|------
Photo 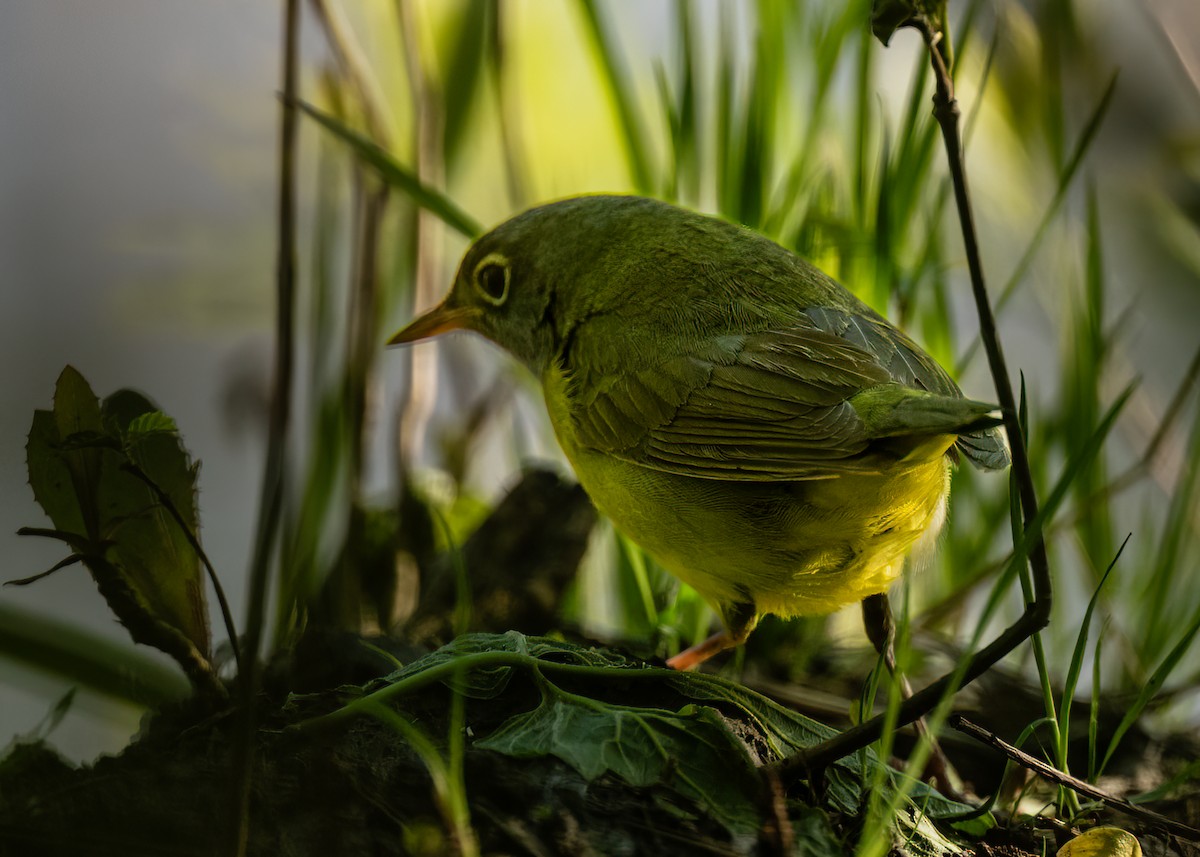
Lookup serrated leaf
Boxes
[22,368,211,669]
[126,412,178,437]
[893,803,973,856]
[102,392,207,655]
[104,387,179,440]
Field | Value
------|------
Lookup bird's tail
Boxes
[853,384,1011,470]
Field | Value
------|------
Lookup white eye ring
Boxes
[472,253,511,306]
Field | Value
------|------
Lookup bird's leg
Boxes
[862,593,902,675]
[667,600,756,671]
[666,631,735,670]
[861,593,962,799]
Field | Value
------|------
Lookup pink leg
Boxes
[666,601,757,671]
[666,630,737,670]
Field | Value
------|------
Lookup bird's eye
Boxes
[472,255,510,306]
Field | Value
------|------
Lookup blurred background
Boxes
[2,0,1199,770]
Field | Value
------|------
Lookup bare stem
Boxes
[230,0,300,852]
[951,715,1200,841]
[783,17,1053,777]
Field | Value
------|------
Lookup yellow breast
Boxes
[542,364,954,625]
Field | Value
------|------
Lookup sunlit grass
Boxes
[292,0,1200,799]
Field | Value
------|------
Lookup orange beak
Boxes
[387,302,476,346]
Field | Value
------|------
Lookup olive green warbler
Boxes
[390,195,1008,669]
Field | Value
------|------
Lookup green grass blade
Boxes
[575,0,654,192]
[1141,404,1200,662]
[1066,184,1116,579]
[957,71,1118,373]
[715,3,738,220]
[618,533,661,635]
[1099,598,1200,776]
[1088,618,1106,781]
[853,25,873,235]
[672,0,699,203]
[0,602,191,707]
[998,72,1118,306]
[1060,534,1128,731]
[441,0,492,171]
[996,383,1134,601]
[1054,533,1128,808]
[298,100,483,238]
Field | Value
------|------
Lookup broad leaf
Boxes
[309,633,986,846]
[21,367,212,688]
[478,687,765,835]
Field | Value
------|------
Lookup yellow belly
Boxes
[543,369,953,627]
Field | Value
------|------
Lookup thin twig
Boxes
[120,462,242,672]
[784,16,1053,776]
[396,0,447,470]
[231,0,300,853]
[949,715,1200,842]
[760,763,795,856]
[5,554,83,587]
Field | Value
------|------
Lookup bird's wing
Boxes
[804,307,1010,471]
[565,320,898,481]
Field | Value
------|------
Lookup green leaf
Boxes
[101,388,158,436]
[52,365,103,441]
[103,393,207,654]
[26,410,86,538]
[22,368,212,679]
[478,687,765,835]
[125,412,178,438]
[364,631,647,701]
[301,633,984,845]
[51,367,105,539]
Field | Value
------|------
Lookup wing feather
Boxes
[569,321,899,480]
[562,288,1009,479]
[803,306,1010,470]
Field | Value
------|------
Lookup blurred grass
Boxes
[0,602,191,708]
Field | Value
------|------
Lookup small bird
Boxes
[390,195,1008,669]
